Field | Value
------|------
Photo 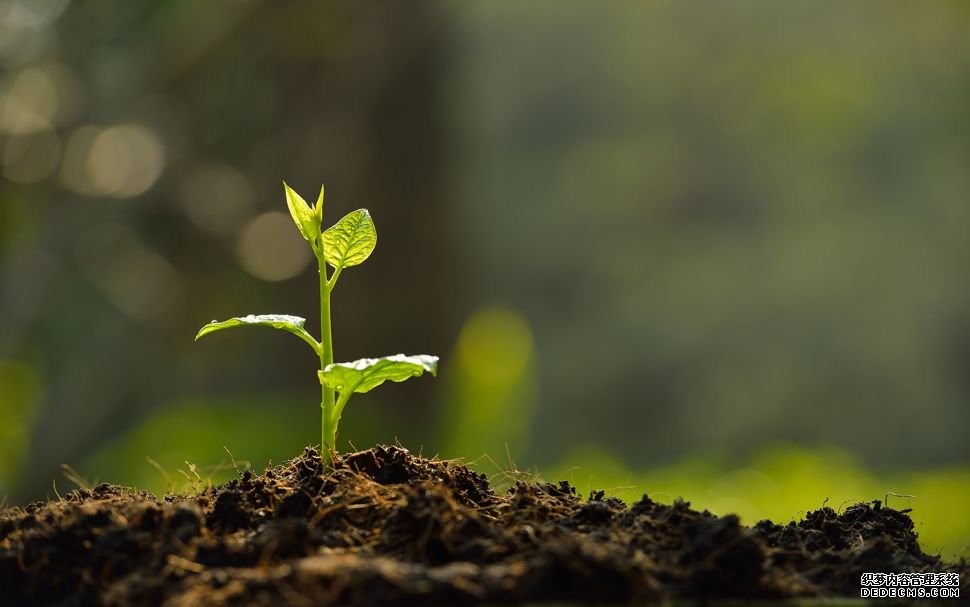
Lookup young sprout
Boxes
[196,182,438,465]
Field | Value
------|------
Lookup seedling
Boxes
[196,183,438,464]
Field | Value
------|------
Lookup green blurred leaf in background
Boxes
[0,360,41,495]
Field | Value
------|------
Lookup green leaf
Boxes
[195,314,319,353]
[314,183,325,224]
[319,354,438,394]
[322,209,376,270]
[283,182,321,249]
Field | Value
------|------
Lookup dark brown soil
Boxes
[1,445,966,606]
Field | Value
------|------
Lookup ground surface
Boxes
[1,445,966,606]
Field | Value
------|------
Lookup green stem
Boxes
[319,254,335,465]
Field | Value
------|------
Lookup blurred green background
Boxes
[1,1,968,558]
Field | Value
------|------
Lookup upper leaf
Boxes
[322,209,376,270]
[283,182,321,249]
[314,183,325,224]
[319,354,438,394]
[195,314,319,352]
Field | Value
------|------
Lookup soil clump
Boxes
[1,445,965,605]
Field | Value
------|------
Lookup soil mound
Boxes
[1,445,965,605]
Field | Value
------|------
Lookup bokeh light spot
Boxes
[59,124,99,195]
[84,123,165,198]
[0,66,57,133]
[74,223,181,320]
[178,164,255,235]
[235,211,313,281]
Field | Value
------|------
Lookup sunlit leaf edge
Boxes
[318,353,438,394]
[195,314,318,352]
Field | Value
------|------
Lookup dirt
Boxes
[1,445,966,606]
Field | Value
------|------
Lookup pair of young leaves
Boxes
[284,183,375,270]
[196,182,437,401]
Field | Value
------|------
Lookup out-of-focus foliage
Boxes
[450,1,970,467]
[438,306,537,462]
[0,359,40,490]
